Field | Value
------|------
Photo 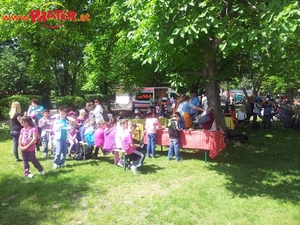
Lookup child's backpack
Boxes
[251,121,260,130]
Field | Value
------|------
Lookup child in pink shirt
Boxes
[93,120,106,158]
[19,116,45,178]
[121,122,145,174]
[145,109,162,158]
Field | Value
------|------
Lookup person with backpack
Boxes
[263,100,273,129]
[167,112,184,161]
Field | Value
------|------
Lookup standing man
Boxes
[190,92,200,121]
[178,95,204,129]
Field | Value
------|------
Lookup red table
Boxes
[153,129,226,162]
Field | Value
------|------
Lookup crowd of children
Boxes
[10,97,197,177]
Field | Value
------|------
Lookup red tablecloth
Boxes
[153,129,226,159]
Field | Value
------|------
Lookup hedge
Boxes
[0,95,41,119]
[55,95,85,111]
[0,94,114,119]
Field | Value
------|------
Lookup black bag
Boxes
[232,134,249,143]
[251,121,260,130]
[226,129,238,139]
[226,129,249,143]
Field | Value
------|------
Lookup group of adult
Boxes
[225,93,296,130]
[170,93,214,130]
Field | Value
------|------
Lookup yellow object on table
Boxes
[130,117,168,128]
[133,123,143,141]
[224,117,234,129]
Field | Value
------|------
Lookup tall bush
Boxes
[0,95,41,119]
[55,95,85,111]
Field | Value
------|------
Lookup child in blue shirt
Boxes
[52,108,72,169]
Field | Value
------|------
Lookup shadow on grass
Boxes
[156,147,209,162]
[207,122,300,204]
[140,163,165,174]
[0,170,108,225]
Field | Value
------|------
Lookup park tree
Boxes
[0,40,29,94]
[82,0,171,96]
[0,0,94,96]
[111,0,299,131]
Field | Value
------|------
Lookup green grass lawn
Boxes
[0,121,300,225]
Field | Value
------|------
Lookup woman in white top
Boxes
[90,98,103,123]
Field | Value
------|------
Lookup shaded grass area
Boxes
[211,123,300,204]
[0,121,300,225]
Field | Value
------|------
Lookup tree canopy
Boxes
[0,0,299,130]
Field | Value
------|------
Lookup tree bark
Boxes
[205,80,227,132]
[202,47,227,132]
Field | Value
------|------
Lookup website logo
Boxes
[1,2,90,29]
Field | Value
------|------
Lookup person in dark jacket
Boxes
[167,112,184,161]
[9,102,23,161]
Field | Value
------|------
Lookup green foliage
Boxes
[84,93,116,107]
[0,0,299,109]
[0,123,10,140]
[55,95,85,111]
[0,95,40,119]
[0,0,95,97]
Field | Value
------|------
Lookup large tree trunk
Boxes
[205,80,227,132]
[202,44,227,132]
